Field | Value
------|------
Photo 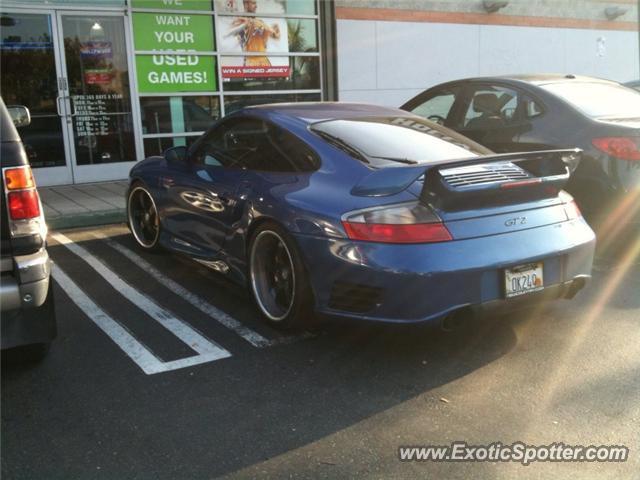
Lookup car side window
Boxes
[192,117,319,173]
[523,96,544,120]
[461,86,521,129]
[410,88,459,125]
[192,118,256,169]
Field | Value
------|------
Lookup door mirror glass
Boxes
[164,145,187,163]
[7,105,31,128]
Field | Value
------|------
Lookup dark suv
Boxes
[1,97,56,361]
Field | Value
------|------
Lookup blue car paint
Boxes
[294,218,594,323]
[129,103,596,324]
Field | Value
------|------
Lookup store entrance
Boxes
[0,10,138,186]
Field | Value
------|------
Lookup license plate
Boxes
[504,262,544,298]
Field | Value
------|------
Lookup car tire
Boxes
[127,183,162,252]
[248,222,316,330]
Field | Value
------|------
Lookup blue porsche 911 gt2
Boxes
[127,103,595,330]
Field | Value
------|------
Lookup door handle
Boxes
[56,96,65,117]
[56,95,76,117]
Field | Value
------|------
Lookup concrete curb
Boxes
[47,209,126,231]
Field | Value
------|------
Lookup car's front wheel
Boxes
[128,184,162,251]
[248,222,315,330]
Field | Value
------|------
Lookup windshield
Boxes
[311,116,485,167]
[541,82,640,118]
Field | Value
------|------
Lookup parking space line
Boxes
[52,264,178,375]
[50,233,231,369]
[91,231,314,347]
[91,231,272,348]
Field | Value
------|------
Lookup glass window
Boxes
[193,117,318,172]
[62,15,136,165]
[410,88,459,125]
[541,82,640,118]
[0,12,66,168]
[524,97,544,119]
[462,86,520,129]
[143,135,199,157]
[285,19,318,52]
[223,92,320,114]
[140,97,220,134]
[311,117,485,168]
[221,56,319,91]
[217,16,317,53]
[214,0,316,15]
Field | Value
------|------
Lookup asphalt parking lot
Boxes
[2,224,639,479]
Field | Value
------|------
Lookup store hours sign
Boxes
[132,2,216,93]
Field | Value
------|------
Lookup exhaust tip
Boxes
[440,308,472,332]
[565,276,588,299]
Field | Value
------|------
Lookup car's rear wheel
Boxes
[128,185,161,251]
[249,222,315,330]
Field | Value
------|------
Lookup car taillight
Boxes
[8,190,41,220]
[2,165,47,239]
[342,202,453,244]
[592,137,640,161]
[4,166,36,190]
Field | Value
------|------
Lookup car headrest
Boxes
[472,93,500,114]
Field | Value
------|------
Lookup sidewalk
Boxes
[40,181,128,231]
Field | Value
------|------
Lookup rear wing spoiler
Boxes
[351,148,582,198]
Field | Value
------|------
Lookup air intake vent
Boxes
[440,162,531,188]
[328,281,383,314]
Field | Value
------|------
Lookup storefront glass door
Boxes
[0,10,138,186]
[0,11,73,185]
[57,12,136,184]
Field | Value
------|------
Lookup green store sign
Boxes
[132,10,215,93]
[136,55,216,93]
[131,0,212,11]
[133,13,214,51]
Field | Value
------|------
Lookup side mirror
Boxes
[164,145,187,163]
[7,105,31,128]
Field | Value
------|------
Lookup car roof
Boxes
[446,74,620,88]
[241,102,414,124]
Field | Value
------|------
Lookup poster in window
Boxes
[215,0,316,15]
[217,1,290,79]
[80,41,114,85]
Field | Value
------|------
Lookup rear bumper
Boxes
[1,248,56,350]
[294,218,596,324]
[0,248,51,310]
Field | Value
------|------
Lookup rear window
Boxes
[311,116,486,168]
[541,82,640,118]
